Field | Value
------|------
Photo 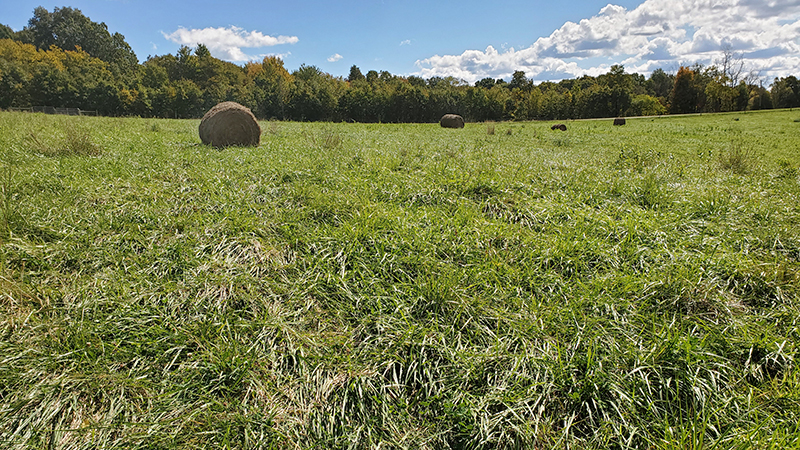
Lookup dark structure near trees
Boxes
[613,118,627,126]
[199,102,261,148]
[440,114,465,128]
[551,124,567,131]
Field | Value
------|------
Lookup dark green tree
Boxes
[176,45,198,80]
[407,76,425,87]
[475,77,496,89]
[28,62,69,107]
[575,84,614,118]
[141,62,169,89]
[0,24,14,40]
[0,58,31,107]
[379,71,395,83]
[508,70,531,91]
[195,43,211,59]
[646,68,674,110]
[366,70,379,84]
[347,65,365,83]
[771,76,800,108]
[23,6,138,74]
[388,80,425,122]
[289,64,342,121]
[598,65,632,116]
[427,76,444,88]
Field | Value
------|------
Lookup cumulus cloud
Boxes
[400,40,412,46]
[327,53,343,62]
[415,0,800,83]
[163,26,298,62]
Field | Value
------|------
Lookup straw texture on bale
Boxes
[199,102,261,148]
[440,114,465,128]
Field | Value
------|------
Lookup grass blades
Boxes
[0,110,798,449]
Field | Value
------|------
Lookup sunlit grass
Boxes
[0,110,798,449]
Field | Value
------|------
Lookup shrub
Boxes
[627,94,667,116]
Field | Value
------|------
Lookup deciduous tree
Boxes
[669,66,698,114]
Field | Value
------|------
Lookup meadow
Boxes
[0,110,798,449]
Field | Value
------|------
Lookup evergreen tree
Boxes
[507,70,530,91]
[347,65,365,82]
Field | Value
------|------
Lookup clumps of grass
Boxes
[633,173,672,209]
[3,111,800,449]
[305,128,343,150]
[25,132,50,155]
[717,140,754,175]
[548,134,570,148]
[690,191,730,219]
[64,125,102,156]
[148,122,161,132]
[267,120,281,135]
[27,123,102,157]
[614,146,660,173]
[776,159,798,179]
[486,122,495,135]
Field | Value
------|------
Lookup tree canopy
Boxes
[0,7,793,120]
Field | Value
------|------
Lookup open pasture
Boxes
[0,110,799,448]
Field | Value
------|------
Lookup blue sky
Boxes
[3,0,800,83]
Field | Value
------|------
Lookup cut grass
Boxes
[0,110,798,449]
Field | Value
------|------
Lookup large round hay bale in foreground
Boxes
[440,114,465,128]
[199,102,261,148]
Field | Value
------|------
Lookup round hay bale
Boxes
[199,102,261,148]
[613,117,627,126]
[440,114,465,128]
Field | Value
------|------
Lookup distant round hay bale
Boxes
[199,102,261,148]
[551,123,567,131]
[440,114,465,128]
[613,118,627,126]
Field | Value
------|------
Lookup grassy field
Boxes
[0,110,798,449]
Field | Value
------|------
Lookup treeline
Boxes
[2,7,799,121]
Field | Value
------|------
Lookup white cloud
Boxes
[415,0,800,83]
[163,26,298,62]
[400,40,412,46]
[327,53,343,62]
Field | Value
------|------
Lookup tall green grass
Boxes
[0,111,798,449]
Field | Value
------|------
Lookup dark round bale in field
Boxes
[199,102,261,148]
[551,124,567,131]
[440,114,465,128]
[613,118,627,126]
